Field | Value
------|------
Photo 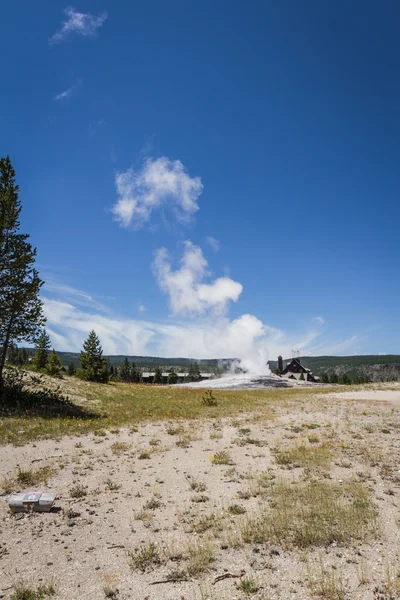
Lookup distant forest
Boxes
[9,349,400,383]
[268,355,400,383]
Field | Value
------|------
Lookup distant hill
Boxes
[42,351,228,372]
[268,355,400,382]
[23,349,400,381]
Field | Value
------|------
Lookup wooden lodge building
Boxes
[277,356,319,383]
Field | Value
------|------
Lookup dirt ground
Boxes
[1,384,400,600]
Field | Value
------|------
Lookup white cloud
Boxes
[54,85,74,101]
[306,335,359,356]
[313,316,325,325]
[42,296,332,365]
[138,304,146,313]
[50,7,107,45]
[112,157,203,229]
[153,241,243,316]
[43,280,110,313]
[205,236,220,252]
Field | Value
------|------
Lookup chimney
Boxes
[278,355,283,374]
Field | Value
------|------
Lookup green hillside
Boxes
[268,355,400,382]
[42,351,225,372]
[23,349,400,381]
[268,355,400,371]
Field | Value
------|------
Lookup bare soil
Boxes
[1,384,400,600]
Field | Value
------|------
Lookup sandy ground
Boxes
[327,388,400,406]
[1,385,400,599]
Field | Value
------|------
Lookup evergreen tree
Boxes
[0,157,45,392]
[33,330,51,371]
[167,368,178,384]
[130,361,139,383]
[78,330,108,383]
[119,357,130,382]
[47,349,62,377]
[21,347,28,365]
[153,365,163,384]
[67,361,76,376]
[329,372,339,384]
[7,342,19,365]
[187,361,201,382]
[339,373,350,385]
[321,372,329,384]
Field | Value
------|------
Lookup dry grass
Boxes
[274,442,333,469]
[1,465,56,493]
[69,483,88,498]
[241,479,378,548]
[211,450,233,465]
[128,541,161,571]
[111,442,131,455]
[185,539,215,576]
[10,583,56,600]
[307,558,345,599]
[0,374,329,445]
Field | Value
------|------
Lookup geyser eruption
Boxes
[231,347,271,376]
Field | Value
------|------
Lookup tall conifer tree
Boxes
[79,330,108,383]
[33,330,51,370]
[0,156,45,392]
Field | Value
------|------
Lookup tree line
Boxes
[8,328,204,385]
[320,372,371,385]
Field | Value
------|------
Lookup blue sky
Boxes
[1,1,399,361]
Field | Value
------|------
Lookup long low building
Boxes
[141,372,214,384]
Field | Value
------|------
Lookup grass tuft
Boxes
[16,465,56,487]
[128,542,161,571]
[11,583,56,600]
[111,442,130,455]
[211,450,233,465]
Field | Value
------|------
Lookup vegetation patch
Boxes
[307,558,345,599]
[274,442,332,468]
[211,450,233,465]
[241,480,378,548]
[0,374,318,445]
[11,583,56,600]
[128,542,161,571]
[111,442,131,455]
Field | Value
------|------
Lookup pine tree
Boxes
[33,330,51,371]
[21,347,28,365]
[187,361,201,382]
[329,372,339,384]
[7,342,19,365]
[47,349,62,377]
[130,361,138,383]
[67,362,76,376]
[119,357,130,382]
[78,330,108,383]
[167,368,178,384]
[0,156,45,392]
[153,365,163,384]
